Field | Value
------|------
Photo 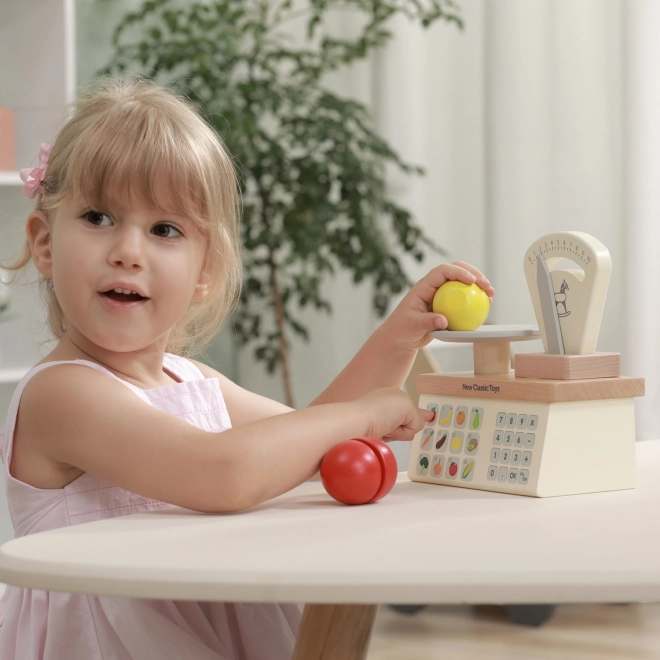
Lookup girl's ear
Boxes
[26,210,53,279]
[192,263,212,302]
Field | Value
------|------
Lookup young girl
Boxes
[0,77,494,660]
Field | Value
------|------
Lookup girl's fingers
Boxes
[452,260,486,280]
[385,413,429,441]
[411,312,448,335]
[452,260,495,296]
[442,263,477,285]
[431,313,447,330]
[417,262,496,303]
[418,264,474,300]
[422,408,436,423]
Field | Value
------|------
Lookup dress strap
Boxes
[162,353,206,382]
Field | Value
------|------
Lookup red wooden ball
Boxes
[320,437,398,505]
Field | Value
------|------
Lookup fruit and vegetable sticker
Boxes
[446,457,460,479]
[426,403,438,425]
[417,454,430,476]
[454,406,468,428]
[437,405,453,427]
[434,430,448,452]
[461,459,475,482]
[431,456,443,478]
[449,431,464,454]
[420,428,434,450]
[470,407,484,430]
[465,433,479,455]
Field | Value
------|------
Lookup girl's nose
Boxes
[108,227,145,269]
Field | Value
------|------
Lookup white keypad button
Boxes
[497,466,508,482]
[490,447,501,463]
[504,431,514,447]
[511,450,521,466]
[524,433,535,449]
[528,415,538,430]
[506,413,517,429]
[500,449,511,464]
[522,451,533,467]
[487,465,498,481]
[517,414,527,429]
[519,469,529,485]
[493,430,503,445]
[514,432,525,449]
[496,412,507,428]
[508,468,519,483]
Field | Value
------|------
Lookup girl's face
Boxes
[43,194,210,355]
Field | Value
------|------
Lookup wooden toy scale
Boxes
[408,231,645,497]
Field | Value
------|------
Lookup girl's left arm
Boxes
[310,261,495,405]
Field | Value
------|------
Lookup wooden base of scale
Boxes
[426,328,644,403]
[415,329,645,497]
[417,369,644,404]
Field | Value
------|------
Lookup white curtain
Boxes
[623,0,660,441]
[238,0,659,441]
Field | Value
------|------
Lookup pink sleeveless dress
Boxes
[0,353,302,660]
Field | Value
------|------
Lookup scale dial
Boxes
[523,232,611,355]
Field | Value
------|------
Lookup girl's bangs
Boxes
[67,122,209,227]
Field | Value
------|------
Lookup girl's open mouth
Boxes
[102,291,147,302]
[99,291,150,309]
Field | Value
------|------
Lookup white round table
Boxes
[0,440,658,659]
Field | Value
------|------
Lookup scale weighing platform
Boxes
[408,232,645,497]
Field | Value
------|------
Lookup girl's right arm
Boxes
[20,365,429,513]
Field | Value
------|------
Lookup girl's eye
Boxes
[152,223,183,239]
[83,210,111,226]
[82,212,182,239]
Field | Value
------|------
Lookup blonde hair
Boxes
[1,76,243,358]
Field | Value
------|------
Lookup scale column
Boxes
[473,341,511,376]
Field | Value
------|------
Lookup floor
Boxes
[1,583,657,657]
[368,603,660,659]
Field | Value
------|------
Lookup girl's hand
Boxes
[357,388,434,441]
[381,261,495,352]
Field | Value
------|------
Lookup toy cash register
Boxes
[408,231,645,497]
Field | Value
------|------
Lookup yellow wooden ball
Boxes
[432,281,490,331]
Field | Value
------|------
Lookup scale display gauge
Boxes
[523,231,611,355]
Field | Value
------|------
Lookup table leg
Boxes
[292,603,378,660]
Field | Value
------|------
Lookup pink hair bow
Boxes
[19,143,53,199]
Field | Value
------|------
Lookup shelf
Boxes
[0,367,30,385]
[0,172,22,187]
